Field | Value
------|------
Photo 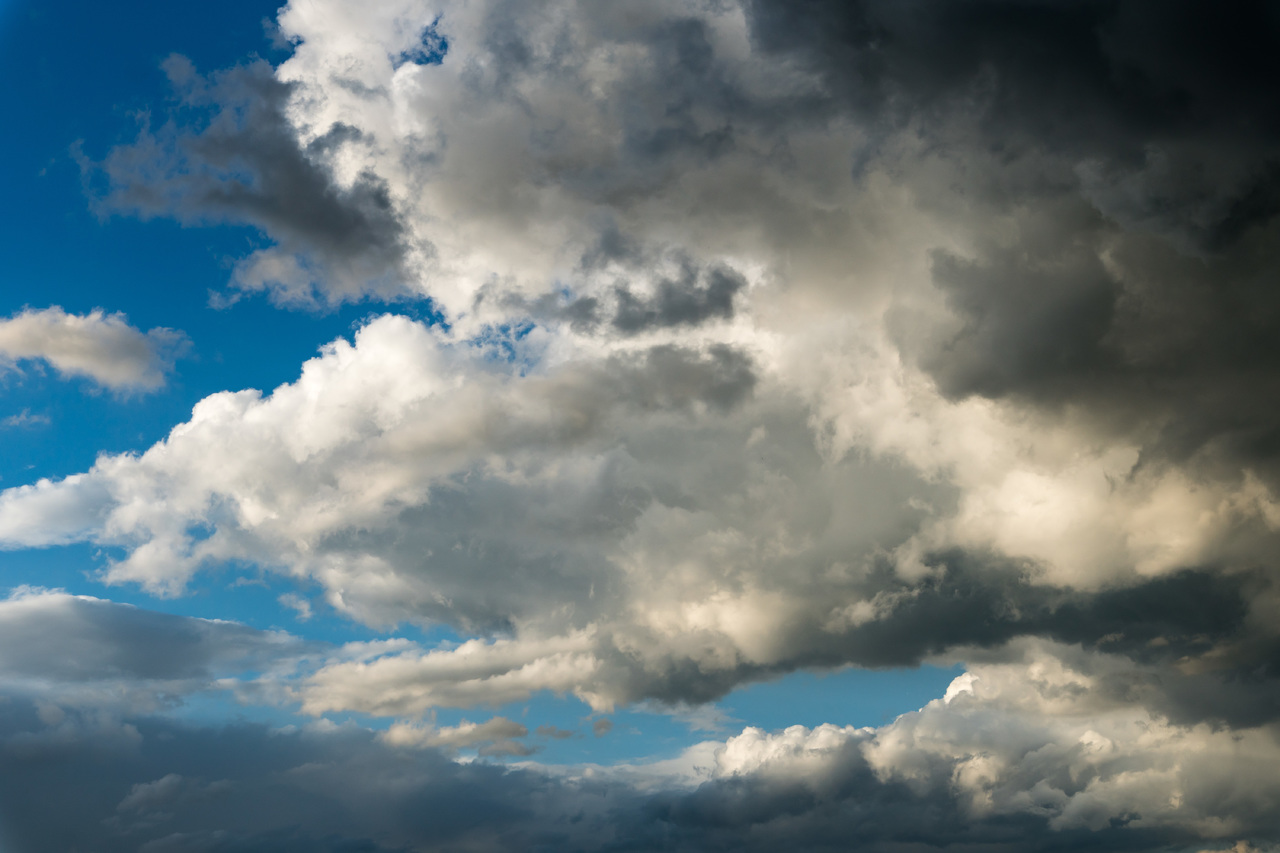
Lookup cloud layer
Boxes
[2,618,1277,852]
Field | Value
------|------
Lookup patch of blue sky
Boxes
[397,16,449,68]
[411,663,963,767]
[168,685,307,732]
[719,664,964,730]
[469,319,541,373]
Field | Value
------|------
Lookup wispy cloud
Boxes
[0,409,50,429]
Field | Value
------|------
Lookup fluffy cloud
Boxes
[2,313,1276,727]
[9,0,1280,848]
[0,307,186,391]
[641,644,1280,850]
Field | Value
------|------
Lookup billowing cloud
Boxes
[7,0,1280,849]
[2,313,1276,727]
[0,307,186,391]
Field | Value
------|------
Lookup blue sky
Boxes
[0,1,1278,851]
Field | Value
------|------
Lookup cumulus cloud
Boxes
[2,312,1276,727]
[9,0,1280,848]
[640,646,1280,850]
[0,307,186,391]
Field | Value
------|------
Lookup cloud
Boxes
[2,643,1279,852]
[83,56,418,308]
[0,409,50,429]
[611,265,746,334]
[0,587,310,714]
[275,593,311,621]
[302,632,603,715]
[535,724,575,739]
[0,312,1277,725]
[382,716,531,755]
[0,307,186,391]
[14,1,1280,847]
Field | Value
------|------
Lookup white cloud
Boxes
[0,307,186,391]
[381,715,529,753]
[300,631,604,714]
[277,592,312,621]
[693,641,1280,840]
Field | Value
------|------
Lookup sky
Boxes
[0,0,1278,851]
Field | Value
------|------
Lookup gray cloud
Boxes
[739,0,1280,482]
[489,254,746,337]
[3,650,1280,853]
[612,265,746,334]
[888,195,1280,482]
[744,0,1280,165]
[0,588,310,713]
[83,56,416,307]
[3,312,1279,728]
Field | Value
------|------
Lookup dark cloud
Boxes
[0,709,556,853]
[0,590,305,688]
[612,266,746,334]
[82,55,415,306]
[826,556,1280,728]
[746,1,1280,479]
[638,754,1209,853]
[600,551,1279,728]
[535,724,575,739]
[508,240,746,336]
[745,0,1280,161]
[615,343,757,413]
[892,202,1280,476]
[907,208,1120,402]
[1,698,1273,853]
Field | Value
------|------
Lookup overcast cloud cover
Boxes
[2,0,1280,850]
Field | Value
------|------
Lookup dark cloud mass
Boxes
[2,690,1278,853]
[742,0,1280,476]
[612,266,746,333]
[83,56,415,306]
[0,591,301,684]
[745,0,1280,155]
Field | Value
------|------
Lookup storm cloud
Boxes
[6,0,1280,850]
